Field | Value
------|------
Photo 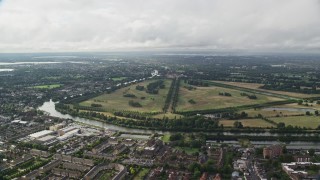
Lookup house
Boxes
[263,144,283,159]
[293,155,311,162]
[200,172,208,180]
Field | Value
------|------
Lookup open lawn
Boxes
[270,116,320,129]
[80,79,172,113]
[243,108,305,118]
[33,84,62,89]
[176,82,284,111]
[80,109,183,120]
[239,139,252,148]
[213,81,319,98]
[98,170,116,180]
[161,134,171,143]
[133,168,150,180]
[112,77,127,81]
[219,119,275,128]
[243,103,320,118]
[78,110,131,120]
[152,112,183,119]
[275,103,320,111]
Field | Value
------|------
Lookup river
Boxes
[38,100,320,149]
[38,100,320,136]
[38,100,164,134]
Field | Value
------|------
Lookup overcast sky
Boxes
[0,0,320,53]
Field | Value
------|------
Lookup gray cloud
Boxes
[0,0,320,52]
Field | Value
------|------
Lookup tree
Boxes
[306,111,311,116]
[241,111,248,118]
[129,166,136,175]
[188,162,200,172]
[169,133,183,141]
[308,148,315,156]
[234,121,243,128]
[315,111,319,115]
[279,154,294,163]
[277,122,286,129]
[255,148,263,156]
[169,155,177,161]
[204,160,215,172]
[193,168,201,179]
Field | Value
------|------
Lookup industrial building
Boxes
[29,130,55,140]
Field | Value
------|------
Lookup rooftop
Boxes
[29,130,54,138]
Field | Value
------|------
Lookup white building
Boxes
[29,130,54,140]
[57,129,80,141]
[58,126,79,136]
[151,70,159,77]
[49,123,65,131]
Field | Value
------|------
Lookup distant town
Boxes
[1,53,320,179]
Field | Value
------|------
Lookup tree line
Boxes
[175,99,297,116]
[162,78,176,112]
[171,78,181,112]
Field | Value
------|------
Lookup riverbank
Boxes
[38,100,320,149]
[38,100,320,135]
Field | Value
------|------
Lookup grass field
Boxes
[80,79,172,112]
[161,134,171,143]
[270,116,320,129]
[213,81,319,98]
[242,102,320,118]
[112,77,127,81]
[276,103,320,110]
[243,108,305,118]
[79,110,130,120]
[133,168,150,180]
[33,84,62,89]
[219,119,275,128]
[152,112,183,119]
[239,139,252,148]
[98,170,116,180]
[176,82,284,111]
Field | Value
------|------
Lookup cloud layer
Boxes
[0,0,320,52]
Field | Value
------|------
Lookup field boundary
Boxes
[205,81,299,100]
[175,99,297,116]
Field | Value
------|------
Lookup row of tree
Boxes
[146,80,164,94]
[186,80,209,87]
[56,105,222,131]
[162,78,176,112]
[171,78,181,112]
